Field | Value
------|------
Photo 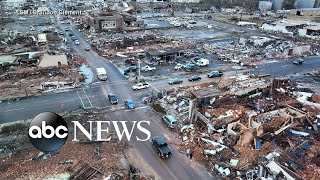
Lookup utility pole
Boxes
[150,0,154,17]
[171,0,174,17]
[138,59,141,77]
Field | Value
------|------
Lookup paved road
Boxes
[2,56,320,123]
[252,56,320,77]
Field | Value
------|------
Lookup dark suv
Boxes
[108,94,118,104]
[123,66,137,75]
[151,136,172,158]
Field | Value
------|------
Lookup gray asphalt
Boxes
[252,56,320,77]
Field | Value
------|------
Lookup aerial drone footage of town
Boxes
[1,0,320,179]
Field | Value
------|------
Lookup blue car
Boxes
[125,99,135,109]
[168,77,183,85]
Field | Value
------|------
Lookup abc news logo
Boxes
[28,112,68,152]
[29,112,151,152]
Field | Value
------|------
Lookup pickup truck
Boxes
[132,82,149,90]
[196,58,209,66]
[141,65,156,72]
[151,136,172,158]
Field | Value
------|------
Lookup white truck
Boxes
[37,33,47,45]
[141,65,156,72]
[96,68,108,81]
[196,58,209,66]
[132,82,149,90]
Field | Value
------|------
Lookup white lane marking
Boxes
[4,108,24,112]
[149,84,160,92]
[33,99,50,103]
[163,134,171,141]
[77,91,86,108]
[135,106,147,110]
[83,88,92,107]
[124,106,147,112]
[146,91,151,96]
[281,65,289,67]
[91,80,130,87]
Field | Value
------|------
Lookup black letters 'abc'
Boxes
[29,112,68,152]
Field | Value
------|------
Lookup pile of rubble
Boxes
[87,30,193,58]
[203,36,316,64]
[0,109,152,180]
[0,52,86,99]
[0,66,80,99]
[162,76,320,179]
[159,82,218,124]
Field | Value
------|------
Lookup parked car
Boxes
[184,52,197,58]
[173,23,181,27]
[125,58,137,65]
[188,75,202,81]
[71,36,76,41]
[184,63,197,72]
[141,65,156,72]
[59,31,64,35]
[137,52,146,58]
[191,56,201,63]
[64,27,70,31]
[85,46,90,51]
[168,77,183,85]
[68,33,73,36]
[108,94,118,104]
[196,58,209,66]
[74,40,80,45]
[189,20,197,24]
[132,82,149,90]
[162,115,177,129]
[125,99,135,109]
[186,24,194,29]
[174,63,183,70]
[151,136,172,158]
[207,70,223,78]
[293,59,304,65]
[123,66,137,75]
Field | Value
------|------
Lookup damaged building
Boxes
[158,75,320,179]
[145,47,184,64]
[87,12,125,32]
[86,12,145,32]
